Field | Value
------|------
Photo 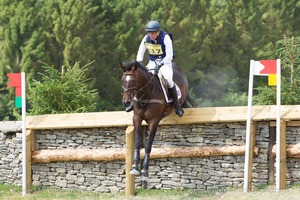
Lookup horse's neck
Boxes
[136,69,160,98]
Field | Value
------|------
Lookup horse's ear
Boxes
[120,63,126,72]
[133,61,138,71]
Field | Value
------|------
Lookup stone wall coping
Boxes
[0,121,22,133]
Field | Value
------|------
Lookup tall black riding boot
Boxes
[168,85,184,117]
[125,102,133,112]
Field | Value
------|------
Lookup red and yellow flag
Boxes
[252,60,277,86]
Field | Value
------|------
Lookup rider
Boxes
[125,20,184,117]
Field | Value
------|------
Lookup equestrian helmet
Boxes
[145,20,160,32]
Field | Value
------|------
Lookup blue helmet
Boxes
[145,20,160,32]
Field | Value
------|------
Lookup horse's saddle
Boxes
[157,72,182,103]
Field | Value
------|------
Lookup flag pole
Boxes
[21,72,26,196]
[275,59,281,191]
[244,60,254,193]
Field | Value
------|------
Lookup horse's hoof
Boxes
[141,175,149,181]
[130,168,141,176]
[141,169,149,181]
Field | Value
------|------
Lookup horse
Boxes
[120,60,196,180]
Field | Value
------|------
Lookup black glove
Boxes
[154,66,160,75]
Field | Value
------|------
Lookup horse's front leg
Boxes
[141,120,159,179]
[129,115,143,175]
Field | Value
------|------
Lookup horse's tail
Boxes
[182,94,197,108]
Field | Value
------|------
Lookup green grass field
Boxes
[1,183,300,200]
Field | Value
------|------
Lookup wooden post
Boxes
[26,129,35,192]
[125,126,135,196]
[279,120,286,189]
[246,120,257,191]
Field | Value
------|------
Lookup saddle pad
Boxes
[158,73,181,103]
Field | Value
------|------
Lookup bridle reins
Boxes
[122,69,161,106]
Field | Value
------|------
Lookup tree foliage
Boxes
[0,0,300,120]
[28,61,98,115]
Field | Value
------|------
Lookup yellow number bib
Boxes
[145,43,163,55]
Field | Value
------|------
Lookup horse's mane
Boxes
[122,60,148,73]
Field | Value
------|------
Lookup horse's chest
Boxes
[136,105,172,123]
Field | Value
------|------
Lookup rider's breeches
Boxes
[146,61,174,88]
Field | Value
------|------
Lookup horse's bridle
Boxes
[122,71,137,101]
[122,70,157,106]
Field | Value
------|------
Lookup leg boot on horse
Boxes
[130,149,141,175]
[141,153,150,180]
[169,85,184,117]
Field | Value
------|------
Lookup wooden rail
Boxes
[31,146,259,163]
[272,144,300,158]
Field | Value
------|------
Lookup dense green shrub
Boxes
[253,36,300,105]
[28,62,98,115]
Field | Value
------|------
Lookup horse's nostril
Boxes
[123,101,131,107]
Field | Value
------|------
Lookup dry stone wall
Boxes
[1,121,300,192]
[0,121,23,185]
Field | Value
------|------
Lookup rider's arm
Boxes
[163,34,173,65]
[136,35,147,62]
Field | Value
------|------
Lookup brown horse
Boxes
[120,60,196,179]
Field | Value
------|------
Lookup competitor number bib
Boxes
[145,43,163,55]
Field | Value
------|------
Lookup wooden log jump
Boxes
[25,106,300,195]
[272,143,300,158]
[31,145,259,163]
[31,148,126,163]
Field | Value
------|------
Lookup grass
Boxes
[1,183,300,200]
